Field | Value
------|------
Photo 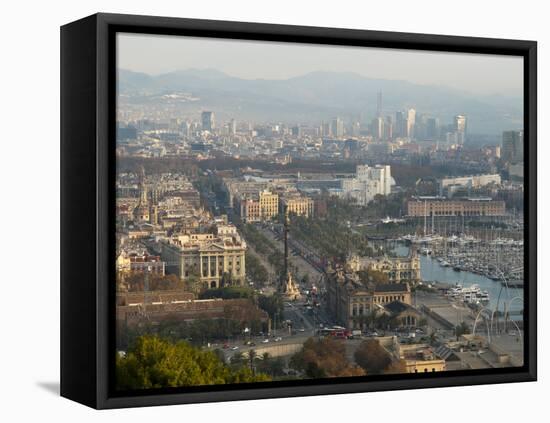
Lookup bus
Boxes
[317,326,352,339]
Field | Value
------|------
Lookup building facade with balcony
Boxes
[160,226,246,289]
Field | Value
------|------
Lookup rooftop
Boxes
[383,300,416,314]
[374,283,409,293]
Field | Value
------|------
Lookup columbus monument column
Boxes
[280,208,301,301]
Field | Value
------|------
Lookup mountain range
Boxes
[118,68,523,135]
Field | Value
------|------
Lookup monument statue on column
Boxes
[280,207,301,301]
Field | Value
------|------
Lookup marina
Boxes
[396,233,524,281]
[391,244,524,315]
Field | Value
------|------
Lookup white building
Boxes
[407,109,416,138]
[331,117,344,138]
[440,174,501,190]
[454,115,467,145]
[342,164,393,206]
[160,225,247,289]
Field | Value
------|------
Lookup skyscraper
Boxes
[502,130,524,163]
[201,111,215,132]
[384,116,393,141]
[395,111,406,138]
[454,115,467,144]
[181,121,191,137]
[331,117,344,138]
[322,121,331,137]
[351,121,361,137]
[406,108,416,139]
[376,91,383,117]
[426,117,440,140]
[371,116,384,140]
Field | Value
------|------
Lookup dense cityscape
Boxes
[115,61,524,389]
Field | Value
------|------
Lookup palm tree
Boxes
[366,309,379,330]
[377,314,391,331]
[389,315,400,330]
[248,349,257,372]
[428,330,437,345]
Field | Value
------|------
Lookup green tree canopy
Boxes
[199,286,255,300]
[354,339,392,375]
[257,294,284,326]
[246,252,269,286]
[116,336,270,390]
[290,337,365,378]
[122,272,185,292]
[455,321,471,340]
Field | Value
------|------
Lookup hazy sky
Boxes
[118,33,523,97]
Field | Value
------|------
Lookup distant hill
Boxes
[117,68,523,135]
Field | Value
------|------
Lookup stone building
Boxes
[239,197,261,223]
[116,292,269,345]
[407,197,505,217]
[379,300,422,327]
[223,178,268,208]
[116,289,195,306]
[373,284,412,306]
[280,195,314,217]
[238,190,279,223]
[325,263,412,330]
[394,343,446,373]
[128,253,165,275]
[160,224,246,289]
[348,253,421,285]
[259,190,279,220]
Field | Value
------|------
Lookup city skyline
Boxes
[114,31,526,391]
[118,33,523,97]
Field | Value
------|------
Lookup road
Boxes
[258,225,324,290]
[204,298,340,363]
[207,333,311,362]
[255,225,338,332]
[245,244,279,290]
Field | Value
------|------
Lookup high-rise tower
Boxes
[376,91,382,117]
[502,130,523,163]
[201,111,215,132]
[406,108,416,139]
[331,117,344,138]
[454,115,467,145]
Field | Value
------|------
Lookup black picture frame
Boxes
[61,12,537,409]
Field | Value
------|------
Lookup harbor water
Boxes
[392,244,524,314]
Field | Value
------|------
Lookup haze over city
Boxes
[114,32,525,390]
[118,33,523,97]
[117,34,524,137]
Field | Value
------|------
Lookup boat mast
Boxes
[424,200,427,236]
